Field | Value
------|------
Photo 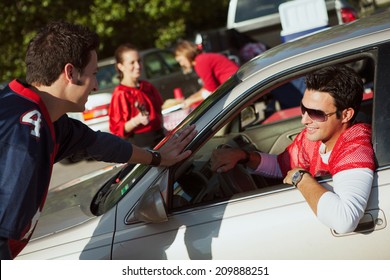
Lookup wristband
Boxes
[148,149,161,167]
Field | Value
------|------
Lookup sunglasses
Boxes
[300,102,337,122]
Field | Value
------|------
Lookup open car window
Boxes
[168,56,375,212]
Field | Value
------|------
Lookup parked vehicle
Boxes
[67,48,201,132]
[226,0,358,47]
[17,11,390,259]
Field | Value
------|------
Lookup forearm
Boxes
[124,117,138,133]
[295,174,328,215]
[316,168,373,233]
[185,88,210,107]
[128,145,154,165]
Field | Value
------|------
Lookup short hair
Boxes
[114,43,139,81]
[25,21,99,86]
[174,40,201,62]
[305,65,364,121]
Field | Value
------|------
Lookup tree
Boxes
[0,0,229,82]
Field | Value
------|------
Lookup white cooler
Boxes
[279,0,329,42]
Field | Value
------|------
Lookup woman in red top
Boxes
[174,40,239,108]
[109,44,165,148]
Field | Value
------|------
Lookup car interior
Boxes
[168,57,375,212]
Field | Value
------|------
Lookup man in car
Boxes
[211,65,375,234]
[0,21,196,259]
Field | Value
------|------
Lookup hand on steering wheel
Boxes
[211,145,248,173]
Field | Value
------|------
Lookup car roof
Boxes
[238,11,390,81]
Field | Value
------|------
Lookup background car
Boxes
[17,11,390,260]
[67,48,201,133]
[226,0,358,48]
[194,0,358,65]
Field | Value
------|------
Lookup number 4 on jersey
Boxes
[21,110,42,138]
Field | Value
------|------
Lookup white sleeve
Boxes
[317,168,374,234]
[250,152,282,178]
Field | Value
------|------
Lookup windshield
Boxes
[235,0,291,23]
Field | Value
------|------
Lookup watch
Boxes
[148,150,161,167]
[291,170,311,187]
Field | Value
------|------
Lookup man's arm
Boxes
[90,124,196,167]
[284,168,328,214]
[121,124,196,167]
[316,168,373,233]
[284,168,374,233]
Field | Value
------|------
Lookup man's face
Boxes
[69,50,98,112]
[300,89,345,151]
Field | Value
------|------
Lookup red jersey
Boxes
[277,123,375,177]
[109,81,164,138]
[194,53,239,92]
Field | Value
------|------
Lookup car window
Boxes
[169,57,375,211]
[234,0,291,23]
[233,0,335,23]
[96,63,118,92]
[159,50,182,73]
[143,53,170,79]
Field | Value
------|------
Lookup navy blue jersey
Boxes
[0,80,133,257]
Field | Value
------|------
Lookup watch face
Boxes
[292,171,302,186]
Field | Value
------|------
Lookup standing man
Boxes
[211,65,375,234]
[0,21,196,259]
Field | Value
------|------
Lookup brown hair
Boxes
[305,65,364,122]
[26,21,99,86]
[174,40,201,63]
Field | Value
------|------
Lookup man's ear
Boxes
[64,63,81,84]
[342,108,355,123]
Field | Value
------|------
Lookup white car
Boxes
[17,11,390,259]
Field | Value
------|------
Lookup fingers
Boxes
[174,149,193,162]
[159,125,197,166]
[171,124,196,145]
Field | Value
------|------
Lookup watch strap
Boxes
[148,150,161,167]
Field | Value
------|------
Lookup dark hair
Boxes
[114,43,138,81]
[305,65,364,122]
[174,40,202,62]
[25,21,99,86]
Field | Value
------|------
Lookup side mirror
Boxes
[127,185,168,224]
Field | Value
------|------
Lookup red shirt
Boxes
[194,53,239,92]
[277,123,375,177]
[109,81,163,138]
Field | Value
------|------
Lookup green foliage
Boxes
[0,0,229,82]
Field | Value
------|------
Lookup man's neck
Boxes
[30,84,67,122]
